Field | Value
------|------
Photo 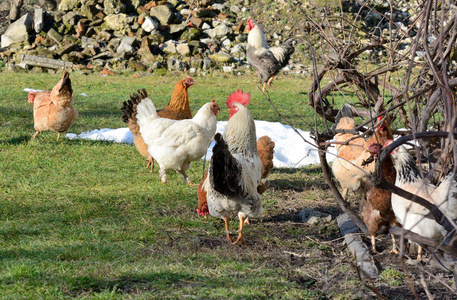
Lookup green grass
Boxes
[1,70,334,298]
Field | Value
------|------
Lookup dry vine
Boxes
[290,0,457,297]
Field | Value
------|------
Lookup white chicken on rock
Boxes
[246,19,295,92]
[125,89,220,184]
[203,90,262,244]
[390,144,457,260]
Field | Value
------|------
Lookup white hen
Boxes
[127,91,220,184]
[391,145,457,260]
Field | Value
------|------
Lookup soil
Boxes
[151,166,456,298]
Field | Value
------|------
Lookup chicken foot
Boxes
[159,169,167,184]
[390,234,399,254]
[232,214,245,245]
[177,170,192,185]
[145,156,154,172]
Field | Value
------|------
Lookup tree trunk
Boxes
[9,0,24,23]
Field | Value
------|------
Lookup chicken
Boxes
[198,90,263,244]
[332,104,393,200]
[246,19,295,92]
[197,135,275,217]
[28,71,77,141]
[360,142,399,253]
[121,76,195,172]
[390,144,457,260]
[123,89,219,184]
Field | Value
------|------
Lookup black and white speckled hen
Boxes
[246,19,295,92]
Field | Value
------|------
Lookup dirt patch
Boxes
[142,166,456,298]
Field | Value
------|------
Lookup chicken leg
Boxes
[370,235,377,253]
[232,214,246,244]
[390,234,399,254]
[56,132,61,141]
[32,130,40,139]
[266,75,275,87]
[224,216,233,243]
[417,245,423,261]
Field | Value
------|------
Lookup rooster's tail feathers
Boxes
[210,133,243,197]
[121,88,148,123]
[282,38,295,56]
[335,104,353,124]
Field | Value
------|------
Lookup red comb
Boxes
[226,89,250,108]
[28,90,35,103]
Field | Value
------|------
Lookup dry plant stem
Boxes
[390,227,457,258]
[420,273,434,300]
[400,254,420,300]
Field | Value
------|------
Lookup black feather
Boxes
[210,133,243,197]
[120,89,148,123]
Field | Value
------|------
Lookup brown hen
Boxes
[28,71,77,141]
[121,76,195,171]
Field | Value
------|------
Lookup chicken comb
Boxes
[226,89,251,108]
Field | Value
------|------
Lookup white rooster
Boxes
[203,90,263,244]
[390,144,457,260]
[124,89,220,184]
[246,19,295,92]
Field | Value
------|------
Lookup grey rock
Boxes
[230,43,244,55]
[222,38,231,47]
[47,28,64,43]
[299,208,332,224]
[169,22,187,34]
[180,28,200,42]
[103,14,130,32]
[203,57,212,70]
[104,0,126,15]
[1,13,33,48]
[34,8,44,34]
[188,67,197,74]
[204,28,216,39]
[81,36,100,48]
[222,66,233,73]
[201,23,211,30]
[62,11,80,26]
[212,3,225,11]
[167,57,185,71]
[176,43,190,56]
[150,5,173,25]
[214,23,231,37]
[209,52,233,63]
[58,0,80,11]
[161,40,177,54]
[230,5,240,14]
[142,16,158,33]
[337,214,379,279]
[200,38,212,44]
[117,36,136,55]
[190,56,203,69]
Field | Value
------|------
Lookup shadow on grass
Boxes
[0,135,31,145]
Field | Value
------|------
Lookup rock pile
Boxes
[0,0,294,74]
